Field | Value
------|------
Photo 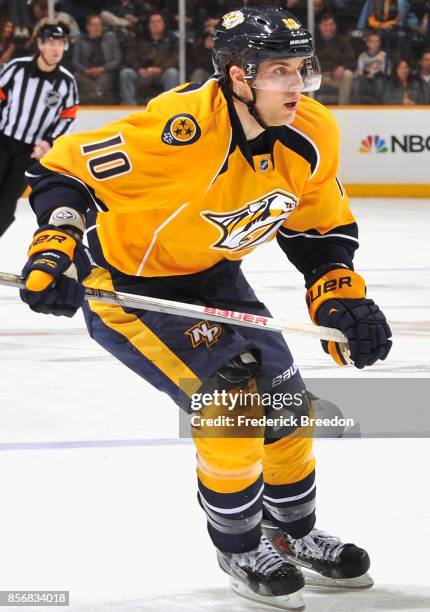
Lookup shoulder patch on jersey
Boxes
[162,114,201,146]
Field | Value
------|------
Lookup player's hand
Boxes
[20,225,92,317]
[306,268,392,368]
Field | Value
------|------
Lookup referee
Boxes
[0,24,78,238]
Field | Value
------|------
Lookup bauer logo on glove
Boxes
[306,267,392,369]
[31,232,69,247]
[20,225,92,317]
[306,275,353,307]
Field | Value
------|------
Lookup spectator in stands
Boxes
[100,0,141,29]
[189,32,214,82]
[382,58,425,103]
[119,12,179,104]
[330,0,368,33]
[5,0,31,38]
[72,14,121,104]
[286,0,327,27]
[189,2,220,38]
[367,0,405,30]
[417,49,430,102]
[58,0,104,32]
[353,32,388,102]
[26,0,80,49]
[198,16,219,35]
[314,13,356,104]
[416,2,430,43]
[359,0,420,33]
[0,19,15,67]
[364,0,413,56]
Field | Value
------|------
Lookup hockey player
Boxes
[19,7,391,610]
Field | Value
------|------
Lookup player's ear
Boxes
[229,65,245,83]
[229,65,250,96]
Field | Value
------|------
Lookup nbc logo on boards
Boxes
[359,135,388,153]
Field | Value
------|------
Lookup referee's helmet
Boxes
[37,24,69,50]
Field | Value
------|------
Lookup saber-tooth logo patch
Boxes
[185,321,222,348]
[202,189,298,253]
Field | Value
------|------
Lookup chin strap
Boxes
[231,87,269,130]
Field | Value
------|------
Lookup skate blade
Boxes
[300,567,374,590]
[230,578,305,610]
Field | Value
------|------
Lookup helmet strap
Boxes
[231,87,269,130]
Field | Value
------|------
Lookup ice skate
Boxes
[263,521,373,589]
[217,534,306,610]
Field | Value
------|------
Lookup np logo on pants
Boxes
[186,320,222,348]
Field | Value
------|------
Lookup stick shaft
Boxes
[0,271,348,343]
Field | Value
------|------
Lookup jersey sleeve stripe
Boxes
[278,227,359,244]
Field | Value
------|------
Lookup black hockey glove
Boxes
[306,267,392,369]
[20,225,92,317]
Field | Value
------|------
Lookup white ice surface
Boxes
[0,198,429,611]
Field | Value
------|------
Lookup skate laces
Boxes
[232,535,286,576]
[290,529,345,563]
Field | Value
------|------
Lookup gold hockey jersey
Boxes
[37,78,356,278]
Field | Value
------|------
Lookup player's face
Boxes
[252,59,304,126]
[38,39,65,65]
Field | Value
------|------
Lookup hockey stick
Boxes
[0,271,348,344]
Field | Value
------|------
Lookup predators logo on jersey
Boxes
[202,190,298,253]
[162,114,201,146]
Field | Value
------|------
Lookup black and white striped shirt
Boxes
[0,56,78,145]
